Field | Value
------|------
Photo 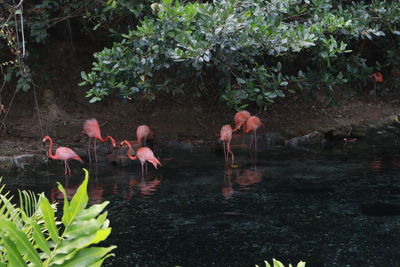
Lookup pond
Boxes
[1,140,400,266]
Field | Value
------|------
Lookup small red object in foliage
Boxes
[370,72,384,83]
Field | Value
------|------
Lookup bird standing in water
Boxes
[220,124,234,165]
[83,118,116,163]
[245,116,263,150]
[120,140,161,176]
[43,135,83,175]
[136,125,152,147]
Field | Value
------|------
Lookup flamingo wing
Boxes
[55,147,82,162]
[220,125,232,142]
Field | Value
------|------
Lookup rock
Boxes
[350,124,368,138]
[12,154,48,169]
[258,132,286,146]
[384,125,400,135]
[385,115,399,123]
[326,127,351,140]
[285,131,326,147]
[0,156,14,169]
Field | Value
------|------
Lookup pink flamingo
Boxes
[245,116,263,150]
[83,118,116,163]
[43,136,83,175]
[136,125,153,147]
[233,110,251,133]
[220,124,234,165]
[120,140,161,176]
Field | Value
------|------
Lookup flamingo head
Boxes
[120,140,131,149]
[110,137,117,148]
[43,135,51,143]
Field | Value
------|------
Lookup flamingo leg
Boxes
[64,161,68,175]
[145,162,148,174]
[88,138,92,163]
[249,131,254,150]
[141,162,144,178]
[242,125,245,144]
[254,129,257,152]
[228,142,234,165]
[222,143,227,163]
[94,139,98,163]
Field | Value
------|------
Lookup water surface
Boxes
[2,141,400,266]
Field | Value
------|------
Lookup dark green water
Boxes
[2,141,400,266]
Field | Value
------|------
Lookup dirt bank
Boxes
[1,40,400,159]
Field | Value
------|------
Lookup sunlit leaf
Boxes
[66,169,89,227]
[1,235,27,267]
[39,197,59,243]
[0,219,42,266]
[61,246,116,267]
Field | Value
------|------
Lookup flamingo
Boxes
[245,116,263,150]
[43,135,83,175]
[120,140,161,176]
[136,125,152,147]
[220,124,234,165]
[232,110,251,133]
[83,118,116,163]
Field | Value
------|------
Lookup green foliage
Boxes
[81,0,400,109]
[256,259,306,267]
[0,0,152,95]
[0,169,116,266]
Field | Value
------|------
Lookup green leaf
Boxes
[75,202,109,221]
[57,182,70,227]
[25,218,51,256]
[81,71,88,80]
[236,78,246,84]
[64,219,101,239]
[1,234,27,267]
[66,169,89,227]
[39,197,59,243]
[61,246,116,267]
[56,227,112,255]
[272,258,285,267]
[0,218,42,266]
[89,227,112,245]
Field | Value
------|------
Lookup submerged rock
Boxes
[285,131,326,147]
[350,124,369,138]
[326,127,352,140]
[0,154,47,170]
[0,156,14,169]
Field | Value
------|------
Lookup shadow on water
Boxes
[1,141,400,266]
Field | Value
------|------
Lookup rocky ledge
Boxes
[1,115,400,171]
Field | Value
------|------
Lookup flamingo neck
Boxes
[101,136,116,145]
[122,141,137,160]
[46,137,56,159]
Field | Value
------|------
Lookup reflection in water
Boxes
[51,182,105,204]
[50,174,161,204]
[370,157,383,173]
[222,165,263,198]
[124,176,161,200]
[222,167,234,198]
[236,168,263,190]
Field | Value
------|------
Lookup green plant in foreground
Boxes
[0,168,116,266]
[256,258,306,267]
